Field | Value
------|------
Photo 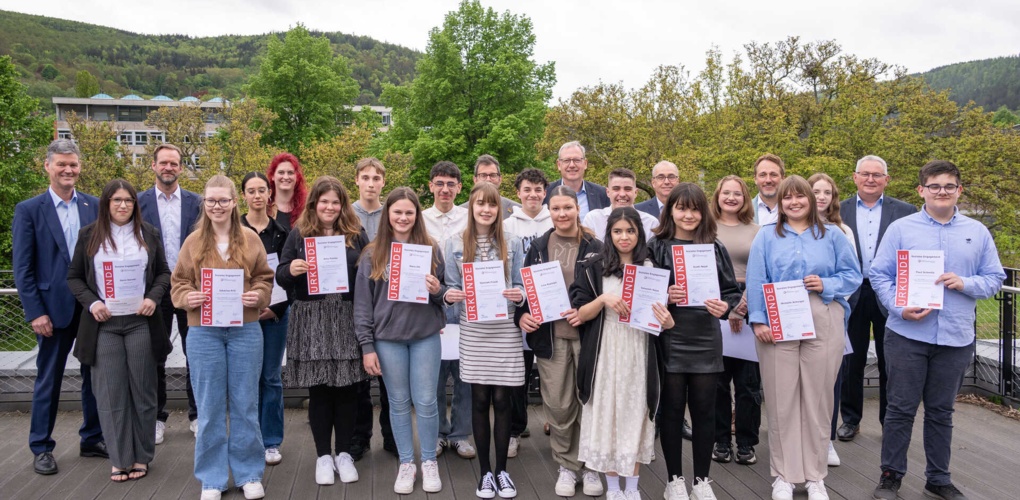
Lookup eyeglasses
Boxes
[855,172,887,180]
[431,181,460,189]
[203,198,234,208]
[923,183,959,194]
[475,173,501,181]
[111,198,135,207]
[558,158,585,165]
[653,174,679,182]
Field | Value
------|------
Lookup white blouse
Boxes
[93,221,148,301]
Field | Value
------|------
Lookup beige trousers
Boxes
[536,335,583,472]
[757,293,845,483]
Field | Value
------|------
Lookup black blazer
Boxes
[67,222,173,366]
[543,179,611,212]
[137,186,201,249]
[634,198,662,218]
[839,194,918,310]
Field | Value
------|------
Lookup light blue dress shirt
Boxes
[869,207,1005,346]
[577,183,590,219]
[747,222,863,328]
[48,187,80,258]
[856,194,884,277]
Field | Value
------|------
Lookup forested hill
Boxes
[0,9,420,104]
[919,55,1020,111]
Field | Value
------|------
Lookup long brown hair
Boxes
[653,183,717,244]
[776,176,827,239]
[546,184,594,244]
[192,174,249,268]
[296,176,362,246]
[807,172,844,227]
[710,175,754,225]
[463,184,509,274]
[365,187,438,280]
[87,179,147,257]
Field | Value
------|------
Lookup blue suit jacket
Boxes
[13,190,99,329]
[839,194,918,311]
[137,186,202,250]
[634,198,662,218]
[543,179,610,212]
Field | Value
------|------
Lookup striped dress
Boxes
[458,236,525,386]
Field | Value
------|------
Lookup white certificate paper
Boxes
[762,280,816,342]
[101,259,145,316]
[620,264,671,335]
[720,319,759,362]
[463,260,508,322]
[520,262,572,324]
[440,324,460,360]
[388,242,432,304]
[200,268,244,327]
[305,236,349,295]
[672,244,721,307]
[894,250,945,309]
[265,252,288,305]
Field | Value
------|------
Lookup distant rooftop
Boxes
[90,93,113,99]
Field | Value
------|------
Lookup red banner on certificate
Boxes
[465,262,478,322]
[521,266,544,322]
[200,268,214,326]
[762,281,816,342]
[895,250,909,308]
[671,246,688,305]
[388,242,403,301]
[103,261,116,298]
[620,265,636,322]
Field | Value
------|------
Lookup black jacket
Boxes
[242,214,292,318]
[569,256,660,421]
[276,227,369,302]
[513,228,603,359]
[67,222,173,366]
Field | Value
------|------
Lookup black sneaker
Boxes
[476,471,497,499]
[712,442,732,463]
[349,440,369,461]
[735,445,757,465]
[383,436,398,456]
[873,470,902,500]
[924,482,967,500]
[496,470,517,498]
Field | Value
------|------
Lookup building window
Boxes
[119,132,133,145]
[90,106,116,121]
[134,132,149,145]
[118,107,145,122]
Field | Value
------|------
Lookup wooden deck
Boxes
[1,398,1018,499]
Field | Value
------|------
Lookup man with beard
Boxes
[750,154,785,225]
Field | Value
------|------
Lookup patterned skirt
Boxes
[283,295,369,388]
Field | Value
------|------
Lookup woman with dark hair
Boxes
[170,174,274,500]
[67,179,172,482]
[649,183,742,500]
[354,187,447,495]
[277,176,370,486]
[514,185,606,498]
[240,171,292,466]
[571,207,670,500]
[746,176,861,500]
[267,152,308,231]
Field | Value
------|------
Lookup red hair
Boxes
[266,152,308,221]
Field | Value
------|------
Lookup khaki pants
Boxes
[757,293,845,483]
[536,336,583,472]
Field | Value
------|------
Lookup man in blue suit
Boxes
[14,139,106,475]
[635,160,680,218]
[543,141,610,219]
[137,144,202,444]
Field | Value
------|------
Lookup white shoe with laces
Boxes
[189,419,198,437]
[155,420,165,445]
[624,490,642,500]
[334,452,358,483]
[199,489,221,500]
[771,477,794,500]
[582,469,604,496]
[315,455,335,485]
[691,477,717,500]
[421,459,442,492]
[241,481,265,500]
[554,467,577,497]
[476,471,497,499]
[827,441,840,467]
[453,440,477,459]
[265,447,282,465]
[394,462,416,494]
[496,470,517,498]
[664,475,689,500]
[507,436,519,458]
[806,480,829,500]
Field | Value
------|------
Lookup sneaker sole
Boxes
[555,486,576,497]
[394,485,413,494]
[582,485,604,496]
[736,456,757,465]
[423,483,442,493]
[712,454,732,463]
[476,489,496,499]
[922,489,952,500]
[498,488,518,498]
[339,474,359,483]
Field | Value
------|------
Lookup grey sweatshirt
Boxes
[352,200,383,241]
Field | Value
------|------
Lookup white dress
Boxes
[577,274,656,474]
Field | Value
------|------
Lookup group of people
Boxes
[13,137,1004,500]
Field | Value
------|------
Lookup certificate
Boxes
[463,260,508,322]
[440,324,460,360]
[101,259,145,316]
[200,268,244,327]
[520,261,572,324]
[305,236,349,295]
[720,319,759,362]
[387,242,433,304]
[672,244,720,307]
[762,280,816,342]
[620,265,671,335]
[265,252,288,305]
[894,250,945,309]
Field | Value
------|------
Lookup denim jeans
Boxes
[437,359,472,442]
[375,334,441,463]
[258,308,289,449]
[187,323,265,491]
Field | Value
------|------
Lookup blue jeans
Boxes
[437,359,472,442]
[375,335,441,463]
[188,323,265,491]
[258,308,289,449]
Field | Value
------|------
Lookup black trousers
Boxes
[156,297,196,422]
[840,280,888,427]
[510,349,535,437]
[714,356,762,447]
[353,376,392,443]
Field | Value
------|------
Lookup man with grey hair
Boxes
[635,160,680,217]
[543,141,610,219]
[459,154,520,219]
[836,154,917,442]
[14,139,106,474]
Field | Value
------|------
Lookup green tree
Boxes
[40,63,59,80]
[991,105,1020,128]
[246,24,360,152]
[74,69,99,97]
[382,0,555,196]
[64,111,135,197]
[203,99,277,190]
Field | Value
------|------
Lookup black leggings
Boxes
[472,383,512,475]
[661,372,718,480]
[308,384,359,457]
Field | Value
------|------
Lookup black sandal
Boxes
[111,470,130,482]
[128,467,148,480]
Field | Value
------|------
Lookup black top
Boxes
[276,227,369,303]
[242,214,292,318]
[275,210,292,232]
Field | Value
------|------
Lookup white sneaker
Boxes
[827,441,840,467]
[582,470,604,496]
[806,480,829,500]
[334,452,359,483]
[476,471,497,499]
[422,459,442,492]
[624,490,642,500]
[394,462,416,494]
[691,477,717,500]
[496,470,517,498]
[265,447,282,465]
[554,467,578,497]
[200,489,221,500]
[437,438,447,457]
[241,481,265,500]
[155,421,165,445]
[315,455,335,485]
[771,477,794,500]
[507,436,519,458]
[607,492,626,500]
[664,475,689,500]
[453,439,477,459]
[189,419,198,437]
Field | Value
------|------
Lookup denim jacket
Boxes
[443,231,526,321]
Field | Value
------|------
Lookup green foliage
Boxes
[246,25,360,153]
[920,55,1020,112]
[74,69,99,97]
[992,105,1020,128]
[64,111,136,196]
[40,63,58,80]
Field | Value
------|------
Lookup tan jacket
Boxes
[170,229,274,326]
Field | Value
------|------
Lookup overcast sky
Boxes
[1,0,1017,101]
